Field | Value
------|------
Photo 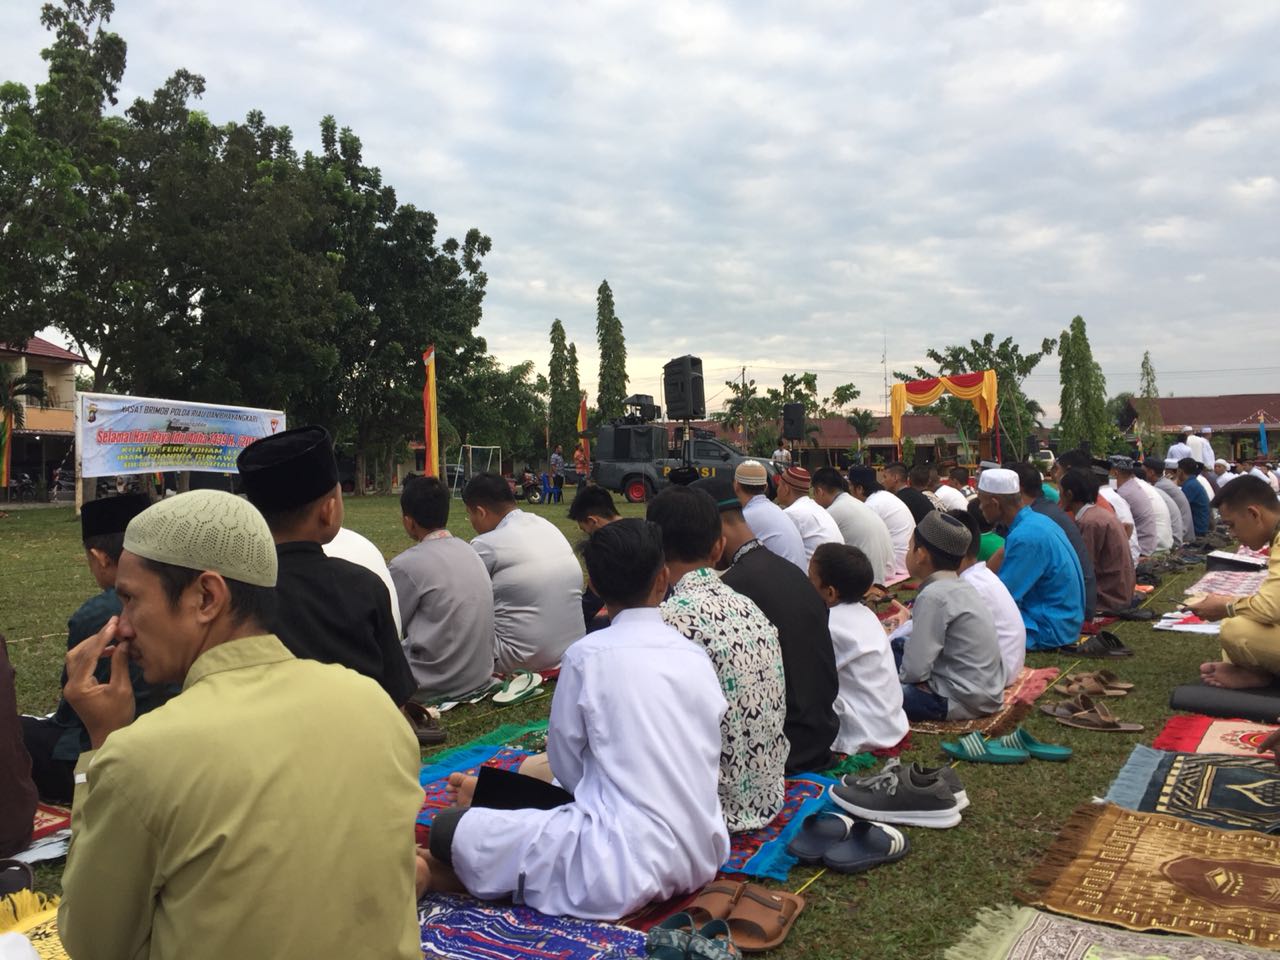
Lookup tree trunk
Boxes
[354,449,366,496]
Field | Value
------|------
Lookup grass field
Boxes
[1,495,1219,959]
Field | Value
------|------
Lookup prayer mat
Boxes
[0,895,67,960]
[1105,745,1280,833]
[910,667,1059,737]
[30,805,70,842]
[416,744,531,843]
[419,892,642,960]
[616,891,699,933]
[1020,803,1280,947]
[946,904,1274,960]
[1079,615,1118,635]
[1186,570,1268,598]
[820,751,878,780]
[1154,714,1279,756]
[720,774,838,882]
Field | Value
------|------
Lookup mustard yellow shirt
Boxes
[58,634,423,960]
[1228,527,1280,625]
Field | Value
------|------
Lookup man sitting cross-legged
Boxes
[1189,477,1280,690]
[1058,468,1136,615]
[389,476,496,703]
[464,472,586,673]
[895,512,1005,721]
[57,491,423,960]
[567,484,622,632]
[733,459,806,570]
[809,466,896,585]
[696,474,839,775]
[773,465,843,562]
[848,466,915,580]
[948,509,1026,682]
[809,543,909,753]
[649,485,788,832]
[421,519,729,919]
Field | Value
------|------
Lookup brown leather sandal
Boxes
[724,884,805,953]
[1054,700,1144,733]
[686,880,746,926]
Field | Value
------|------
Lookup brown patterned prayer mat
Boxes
[910,666,1058,737]
[946,905,1275,960]
[1020,804,1280,947]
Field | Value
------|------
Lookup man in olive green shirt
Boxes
[59,490,424,960]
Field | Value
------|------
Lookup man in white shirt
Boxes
[773,465,842,562]
[950,508,1026,681]
[733,460,806,570]
[463,474,585,673]
[1166,429,1194,464]
[847,466,914,580]
[933,470,970,511]
[771,439,791,464]
[1134,472,1174,553]
[1195,427,1217,471]
[809,467,896,584]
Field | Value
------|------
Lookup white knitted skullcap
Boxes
[977,468,1019,495]
[124,490,277,587]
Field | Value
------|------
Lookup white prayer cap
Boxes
[1164,459,1179,469]
[1215,458,1229,467]
[977,468,1019,495]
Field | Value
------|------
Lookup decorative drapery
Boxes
[889,369,998,445]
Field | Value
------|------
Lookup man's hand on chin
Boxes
[64,616,137,749]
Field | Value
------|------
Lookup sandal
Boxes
[1067,670,1134,692]
[941,731,1029,764]
[645,912,694,960]
[785,810,857,865]
[689,919,742,960]
[996,727,1073,761]
[1054,700,1144,733]
[402,701,447,746]
[725,885,805,953]
[686,880,746,927]
[1061,675,1127,699]
[1074,631,1134,658]
[492,670,544,705]
[822,821,910,874]
[1039,694,1095,719]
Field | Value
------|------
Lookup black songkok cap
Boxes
[81,493,151,541]
[692,474,742,512]
[847,466,881,493]
[237,425,339,511]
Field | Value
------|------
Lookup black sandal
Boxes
[1074,631,1133,658]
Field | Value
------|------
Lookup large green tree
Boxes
[1056,316,1109,452]
[897,333,1056,462]
[1134,351,1163,455]
[595,280,627,420]
[547,319,575,450]
[566,341,582,439]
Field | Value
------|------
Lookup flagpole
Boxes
[422,346,439,477]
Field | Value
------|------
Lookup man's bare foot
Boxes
[445,772,477,808]
[1201,661,1275,690]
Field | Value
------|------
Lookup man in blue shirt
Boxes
[1177,457,1211,538]
[978,468,1085,650]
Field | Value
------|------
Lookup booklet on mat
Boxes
[1154,613,1221,635]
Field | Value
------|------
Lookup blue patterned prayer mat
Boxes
[419,893,642,959]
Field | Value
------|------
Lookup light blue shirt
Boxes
[742,495,807,571]
[997,506,1085,650]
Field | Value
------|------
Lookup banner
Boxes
[422,346,439,477]
[77,393,286,477]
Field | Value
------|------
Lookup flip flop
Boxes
[941,731,1029,764]
[1039,694,1095,719]
[1054,700,1144,733]
[1061,675,1128,699]
[645,912,695,960]
[689,919,742,960]
[822,821,910,874]
[785,810,856,865]
[492,670,544,705]
[996,727,1073,761]
[1067,670,1134,692]
[725,885,805,954]
[686,880,746,927]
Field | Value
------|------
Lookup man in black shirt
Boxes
[884,461,935,525]
[695,476,838,773]
[237,426,414,706]
[567,485,620,632]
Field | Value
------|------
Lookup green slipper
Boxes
[941,731,1029,764]
[492,669,544,705]
[997,726,1073,762]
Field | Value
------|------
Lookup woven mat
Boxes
[1105,745,1280,832]
[1153,714,1279,756]
[31,804,70,842]
[1186,570,1268,597]
[946,904,1274,960]
[419,893,640,959]
[1020,803,1280,947]
[910,666,1059,737]
[0,902,67,960]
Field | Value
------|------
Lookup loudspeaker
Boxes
[663,355,705,420]
[782,403,805,441]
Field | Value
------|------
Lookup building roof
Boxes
[0,336,88,365]
[671,413,959,447]
[1127,394,1280,431]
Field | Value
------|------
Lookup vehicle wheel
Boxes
[526,489,543,505]
[624,478,650,503]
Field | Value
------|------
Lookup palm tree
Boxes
[847,408,878,464]
[1,364,49,431]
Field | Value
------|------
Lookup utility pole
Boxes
[881,330,889,415]
[741,366,748,448]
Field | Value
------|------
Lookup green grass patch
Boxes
[2,496,1218,958]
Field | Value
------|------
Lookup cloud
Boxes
[4,0,1280,422]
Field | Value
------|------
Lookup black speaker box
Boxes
[663,355,705,420]
[782,403,805,440]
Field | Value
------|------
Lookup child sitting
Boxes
[809,543,908,753]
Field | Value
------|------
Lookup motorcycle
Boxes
[520,469,543,505]
[6,473,35,503]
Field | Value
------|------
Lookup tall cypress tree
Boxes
[548,319,573,449]
[595,280,628,421]
[566,342,582,443]
[1135,351,1162,455]
[1057,316,1108,452]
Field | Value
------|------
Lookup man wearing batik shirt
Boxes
[648,486,787,833]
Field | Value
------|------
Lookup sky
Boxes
[4,0,1279,422]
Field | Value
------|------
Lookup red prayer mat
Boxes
[1153,714,1279,756]
[32,802,71,841]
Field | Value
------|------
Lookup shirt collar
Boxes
[419,529,452,542]
[277,541,325,556]
[495,509,523,531]
[730,539,763,565]
[672,567,717,591]
[610,607,664,627]
[182,634,296,692]
[921,570,958,588]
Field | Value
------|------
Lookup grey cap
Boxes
[914,510,972,561]
[124,490,278,587]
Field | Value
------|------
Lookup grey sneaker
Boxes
[831,765,961,828]
[843,759,968,812]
